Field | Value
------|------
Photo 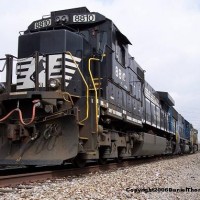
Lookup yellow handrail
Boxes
[88,57,100,133]
[65,51,89,123]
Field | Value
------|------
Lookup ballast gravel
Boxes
[1,153,200,200]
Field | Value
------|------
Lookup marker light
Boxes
[55,16,60,23]
[55,15,69,23]
[49,79,60,90]
[61,15,69,22]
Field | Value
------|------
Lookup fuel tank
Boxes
[132,132,167,156]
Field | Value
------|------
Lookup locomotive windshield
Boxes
[18,29,83,58]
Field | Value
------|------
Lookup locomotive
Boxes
[0,7,198,167]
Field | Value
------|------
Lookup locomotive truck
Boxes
[0,7,198,167]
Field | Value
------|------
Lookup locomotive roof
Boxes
[157,91,175,106]
[51,6,90,15]
[25,7,131,45]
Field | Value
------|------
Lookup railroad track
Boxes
[0,153,195,188]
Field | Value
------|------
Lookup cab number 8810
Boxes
[34,19,51,29]
[73,14,95,23]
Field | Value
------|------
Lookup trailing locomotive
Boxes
[0,7,198,167]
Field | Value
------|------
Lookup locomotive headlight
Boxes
[61,15,69,22]
[0,83,5,94]
[49,79,60,90]
[55,15,69,24]
[55,16,60,23]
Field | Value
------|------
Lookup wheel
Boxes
[72,154,86,168]
[115,147,123,163]
[193,145,198,153]
[26,165,36,169]
[98,147,107,165]
[98,156,107,165]
[115,156,123,163]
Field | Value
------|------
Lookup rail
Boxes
[65,51,89,123]
[0,55,14,93]
[0,60,6,72]
[0,153,194,187]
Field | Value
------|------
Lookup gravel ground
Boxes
[1,153,200,200]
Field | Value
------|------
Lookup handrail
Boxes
[65,51,89,123]
[63,92,74,106]
[0,61,6,72]
[88,57,100,133]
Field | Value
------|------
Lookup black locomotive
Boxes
[0,7,198,167]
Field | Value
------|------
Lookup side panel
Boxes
[145,98,151,125]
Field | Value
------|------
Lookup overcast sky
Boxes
[0,0,199,138]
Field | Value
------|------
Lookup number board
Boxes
[34,19,52,29]
[72,14,96,23]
